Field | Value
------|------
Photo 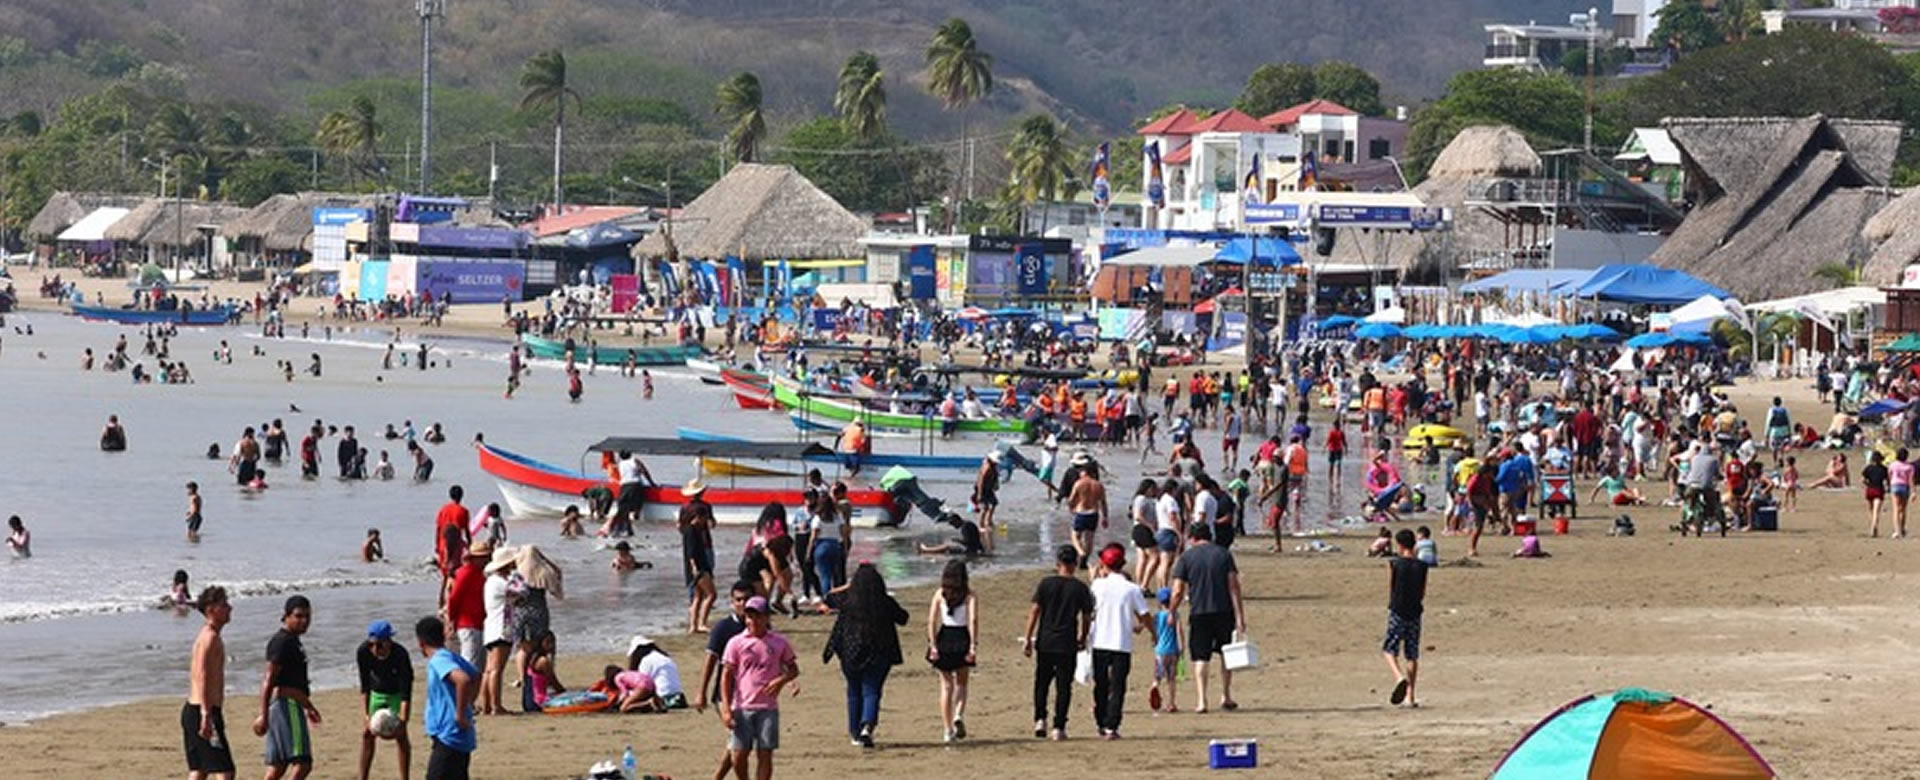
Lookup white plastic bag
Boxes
[1073,648,1094,686]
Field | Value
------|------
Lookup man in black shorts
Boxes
[1383,528,1427,707]
[612,450,655,536]
[1168,523,1244,713]
[185,586,234,780]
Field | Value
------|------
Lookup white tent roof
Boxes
[1102,245,1218,268]
[1486,310,1561,327]
[58,207,132,242]
[1668,294,1747,327]
[1364,306,1406,324]
[1746,286,1885,319]
[814,282,898,309]
[1615,128,1681,166]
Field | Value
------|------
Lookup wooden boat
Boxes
[685,358,726,385]
[720,370,775,410]
[771,378,1028,436]
[519,333,701,367]
[677,427,991,471]
[71,303,235,326]
[476,441,900,526]
[700,456,796,478]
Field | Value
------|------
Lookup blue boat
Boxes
[71,303,236,326]
[680,426,987,471]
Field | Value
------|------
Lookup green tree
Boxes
[315,96,381,185]
[1235,63,1316,118]
[1619,28,1915,129]
[926,18,993,206]
[713,71,766,164]
[221,156,304,206]
[520,48,582,206]
[1404,69,1586,182]
[1311,61,1384,116]
[1812,262,1860,288]
[1005,114,1076,234]
[835,51,887,142]
[1651,0,1725,54]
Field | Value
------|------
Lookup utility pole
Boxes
[311,149,319,189]
[1577,6,1598,153]
[487,141,497,201]
[417,0,446,194]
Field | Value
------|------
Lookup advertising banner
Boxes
[357,261,390,302]
[386,255,417,297]
[414,225,528,251]
[610,274,639,313]
[1015,244,1048,296]
[1097,307,1144,340]
[813,308,842,331]
[413,258,526,303]
[907,245,936,300]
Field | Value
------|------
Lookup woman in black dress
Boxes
[926,559,977,743]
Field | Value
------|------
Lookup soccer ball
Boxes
[368,708,402,738]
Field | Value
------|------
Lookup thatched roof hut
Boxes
[1860,187,1920,286]
[101,198,167,244]
[1650,115,1901,300]
[1325,125,1541,277]
[632,163,865,262]
[26,192,144,240]
[222,192,376,253]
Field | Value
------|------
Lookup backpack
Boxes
[1609,515,1636,537]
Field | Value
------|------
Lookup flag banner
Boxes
[1299,150,1319,192]
[1091,142,1112,210]
[1243,153,1263,205]
[1146,142,1166,208]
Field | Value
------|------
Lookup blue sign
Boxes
[907,245,936,300]
[415,259,526,303]
[415,225,529,251]
[1315,204,1446,229]
[358,261,389,302]
[314,208,370,226]
[813,308,842,331]
[1015,244,1048,296]
[1244,203,1303,225]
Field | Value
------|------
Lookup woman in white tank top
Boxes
[926,560,977,743]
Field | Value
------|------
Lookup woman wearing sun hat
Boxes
[679,479,718,633]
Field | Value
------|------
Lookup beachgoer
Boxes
[973,452,1001,553]
[610,450,656,537]
[363,529,385,563]
[1168,522,1245,713]
[720,596,800,780]
[409,441,434,482]
[1384,528,1427,707]
[230,428,261,486]
[926,560,977,742]
[1152,479,1184,591]
[626,636,687,710]
[184,586,234,780]
[338,426,361,479]
[434,487,470,600]
[1088,544,1150,740]
[1865,450,1890,538]
[100,414,127,451]
[252,595,320,780]
[610,541,640,572]
[1023,544,1093,740]
[10,515,32,558]
[822,563,909,748]
[446,542,490,668]
[356,620,413,780]
[185,481,203,542]
[479,548,516,715]
[1150,587,1182,713]
[1415,525,1438,566]
[1066,463,1108,570]
[415,617,477,780]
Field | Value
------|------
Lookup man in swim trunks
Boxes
[230,428,261,486]
[1067,463,1108,571]
[253,595,320,779]
[185,481,203,542]
[185,586,234,780]
[611,450,656,537]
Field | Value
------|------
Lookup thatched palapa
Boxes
[222,192,376,253]
[26,192,144,240]
[632,163,865,262]
[1651,115,1901,300]
[1860,187,1920,287]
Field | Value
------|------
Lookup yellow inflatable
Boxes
[1403,423,1469,450]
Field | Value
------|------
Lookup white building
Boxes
[1260,99,1409,166]
[1484,20,1612,70]
[1137,107,1301,231]
[1611,0,1667,48]
[1763,0,1918,33]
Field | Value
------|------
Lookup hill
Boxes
[1,0,1547,136]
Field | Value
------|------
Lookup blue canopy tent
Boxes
[1574,264,1730,305]
[1213,237,1302,267]
[1355,322,1403,340]
[1564,323,1621,341]
[1625,330,1713,348]
[1459,269,1596,296]
[1320,314,1362,330]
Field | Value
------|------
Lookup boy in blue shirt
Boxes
[415,616,477,780]
[1150,587,1183,713]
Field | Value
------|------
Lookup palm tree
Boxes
[926,18,993,201]
[520,48,582,207]
[835,51,887,142]
[316,96,381,185]
[1812,262,1859,288]
[1005,114,1076,234]
[714,72,766,165]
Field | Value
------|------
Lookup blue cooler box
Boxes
[1751,504,1778,531]
[1209,739,1258,769]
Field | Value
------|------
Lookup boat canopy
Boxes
[926,365,1091,380]
[585,438,834,459]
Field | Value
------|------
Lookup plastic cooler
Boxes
[1209,739,1258,769]
[1751,503,1778,531]
[1513,517,1537,536]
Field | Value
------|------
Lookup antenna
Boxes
[417,0,446,194]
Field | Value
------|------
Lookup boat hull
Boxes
[520,334,701,367]
[476,443,899,526]
[71,303,235,325]
[771,379,1028,435]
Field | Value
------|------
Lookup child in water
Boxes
[362,529,385,562]
[7,515,29,558]
[168,569,192,607]
[610,541,641,571]
[560,505,585,539]
[374,450,395,481]
[642,370,654,400]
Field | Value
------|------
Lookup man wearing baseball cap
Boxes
[720,596,799,780]
[356,620,413,780]
[1088,544,1149,740]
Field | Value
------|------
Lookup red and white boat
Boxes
[475,441,901,527]
[720,368,775,410]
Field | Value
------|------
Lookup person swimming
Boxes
[99,415,127,451]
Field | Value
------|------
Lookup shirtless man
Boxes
[185,482,204,542]
[185,586,235,780]
[1067,464,1109,571]
[230,428,261,487]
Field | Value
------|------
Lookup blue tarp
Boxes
[1625,330,1713,348]
[1355,322,1403,340]
[1574,264,1730,305]
[1459,269,1596,296]
[1319,314,1361,330]
[1213,237,1301,267]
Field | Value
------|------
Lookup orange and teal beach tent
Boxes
[1489,688,1775,779]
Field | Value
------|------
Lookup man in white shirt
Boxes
[1088,545,1150,739]
[612,450,655,536]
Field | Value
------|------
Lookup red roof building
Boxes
[1260,99,1358,130]
[1136,108,1202,136]
[1184,108,1271,134]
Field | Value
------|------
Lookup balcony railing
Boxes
[1463,177,1577,206]
[1461,248,1553,271]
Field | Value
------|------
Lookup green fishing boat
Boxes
[520,334,702,366]
[770,378,1029,435]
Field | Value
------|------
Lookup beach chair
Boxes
[1539,467,1577,519]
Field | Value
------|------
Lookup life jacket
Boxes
[842,424,867,453]
[1037,393,1056,413]
[1068,398,1088,423]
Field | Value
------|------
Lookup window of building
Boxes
[1343,140,1356,162]
[1369,139,1391,160]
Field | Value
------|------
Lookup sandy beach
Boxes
[3,367,1919,777]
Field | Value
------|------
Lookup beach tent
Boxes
[1488,310,1561,327]
[1355,322,1403,340]
[1575,264,1730,305]
[1490,688,1775,779]
[1626,330,1711,349]
[1668,294,1749,328]
[1364,306,1407,324]
[1319,314,1362,330]
[1460,268,1595,296]
[1212,236,1301,267]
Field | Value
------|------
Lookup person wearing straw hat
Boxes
[680,479,719,631]
[479,547,517,715]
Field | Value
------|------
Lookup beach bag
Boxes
[1074,649,1094,686]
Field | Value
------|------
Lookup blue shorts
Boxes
[728,709,780,751]
[1072,512,1099,533]
[1371,483,1404,511]
[1382,612,1421,660]
[1155,529,1180,552]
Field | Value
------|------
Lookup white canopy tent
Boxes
[1364,306,1407,324]
[1667,294,1748,328]
[1486,310,1561,327]
[57,207,131,242]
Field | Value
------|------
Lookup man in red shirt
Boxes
[1569,404,1602,478]
[445,540,490,668]
[434,486,471,603]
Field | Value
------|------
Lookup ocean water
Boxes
[0,310,1378,723]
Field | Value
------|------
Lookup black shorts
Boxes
[427,739,472,780]
[1072,511,1099,533]
[186,513,203,533]
[181,703,234,774]
[1188,612,1236,662]
[1578,440,1601,458]
[1213,521,1236,549]
[485,639,511,651]
[1131,524,1157,550]
[617,482,645,512]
